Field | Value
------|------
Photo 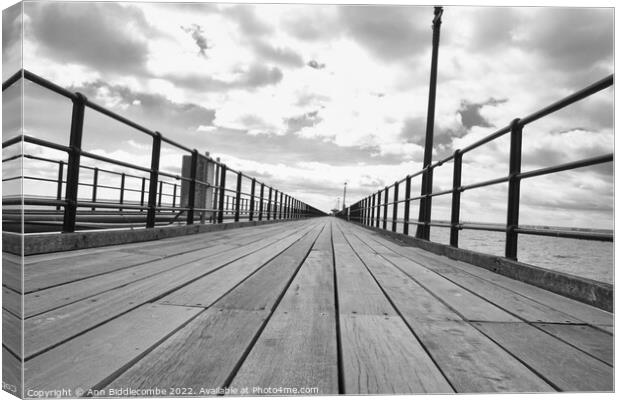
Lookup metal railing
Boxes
[337,74,613,261]
[2,69,325,233]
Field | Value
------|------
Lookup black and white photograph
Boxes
[1,0,615,398]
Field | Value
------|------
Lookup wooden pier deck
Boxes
[7,217,613,395]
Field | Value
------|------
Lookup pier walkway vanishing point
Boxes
[5,217,613,395]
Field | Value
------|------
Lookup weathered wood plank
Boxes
[159,224,318,307]
[230,222,338,393]
[340,314,453,394]
[473,322,613,391]
[371,252,517,322]
[332,222,452,394]
[23,222,310,317]
[2,309,21,358]
[24,223,314,358]
[22,221,295,293]
[364,226,613,326]
[3,346,22,397]
[106,222,323,391]
[24,251,162,292]
[24,304,201,393]
[215,225,323,312]
[2,253,21,293]
[533,323,613,366]
[341,228,553,393]
[332,227,395,316]
[105,308,268,393]
[3,286,21,317]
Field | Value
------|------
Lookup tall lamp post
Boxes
[416,6,443,240]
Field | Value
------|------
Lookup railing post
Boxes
[172,183,177,208]
[403,176,411,235]
[258,183,264,221]
[140,177,146,212]
[450,150,462,247]
[90,167,97,211]
[382,187,388,230]
[392,182,399,232]
[505,118,523,260]
[234,172,242,222]
[279,191,284,219]
[119,173,125,212]
[187,149,198,224]
[217,164,227,223]
[370,193,376,227]
[158,181,163,207]
[56,161,64,211]
[249,178,256,221]
[375,191,381,227]
[266,187,272,220]
[146,132,162,228]
[62,93,86,233]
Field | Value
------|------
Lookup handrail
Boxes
[337,74,613,261]
[2,69,326,233]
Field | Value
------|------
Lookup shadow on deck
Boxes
[3,217,614,396]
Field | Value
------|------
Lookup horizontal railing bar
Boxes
[520,74,614,126]
[23,135,71,153]
[84,99,155,137]
[160,135,193,153]
[515,227,612,242]
[461,125,511,154]
[2,70,22,91]
[80,150,152,174]
[2,135,22,148]
[23,70,77,99]
[2,154,22,163]
[518,153,613,180]
[460,176,510,191]
[460,223,507,233]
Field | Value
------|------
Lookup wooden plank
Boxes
[473,322,613,391]
[230,222,339,393]
[533,323,613,366]
[106,222,323,391]
[105,308,268,393]
[24,304,201,393]
[362,225,613,326]
[24,250,162,292]
[421,269,579,323]
[24,222,316,358]
[159,224,319,307]
[596,325,613,334]
[414,321,554,393]
[2,346,22,397]
[2,253,21,293]
[2,309,21,358]
[24,222,300,318]
[370,251,518,322]
[23,222,308,317]
[3,286,21,317]
[342,230,553,393]
[340,314,453,394]
[331,227,395,316]
[332,223,452,394]
[215,224,323,312]
[22,221,294,293]
[114,221,292,258]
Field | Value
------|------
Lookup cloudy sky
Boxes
[2,1,614,230]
